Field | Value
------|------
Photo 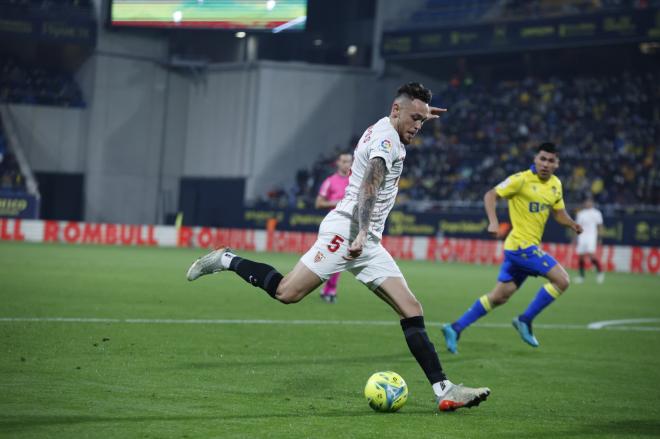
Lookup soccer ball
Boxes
[364,371,408,412]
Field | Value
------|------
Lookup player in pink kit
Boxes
[315,152,353,303]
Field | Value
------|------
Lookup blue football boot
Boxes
[442,324,459,354]
[512,317,539,347]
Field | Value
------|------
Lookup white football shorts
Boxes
[576,235,598,255]
[300,210,403,290]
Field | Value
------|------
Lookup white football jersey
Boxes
[576,207,603,242]
[335,117,405,239]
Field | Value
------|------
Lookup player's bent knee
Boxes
[407,300,423,316]
[274,285,304,304]
[555,272,570,292]
[275,292,302,304]
[391,295,422,318]
[547,266,570,292]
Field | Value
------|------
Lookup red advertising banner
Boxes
[1,219,658,274]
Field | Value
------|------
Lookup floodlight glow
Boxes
[272,15,306,33]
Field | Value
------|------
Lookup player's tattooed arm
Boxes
[357,157,386,232]
[346,157,386,260]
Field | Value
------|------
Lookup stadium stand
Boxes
[0,56,85,107]
[269,71,659,211]
[0,119,5,168]
[0,117,26,194]
[408,0,496,28]
[5,0,92,10]
[398,0,659,30]
[0,152,25,194]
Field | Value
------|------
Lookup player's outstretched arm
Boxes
[484,189,500,236]
[553,208,583,234]
[346,157,386,259]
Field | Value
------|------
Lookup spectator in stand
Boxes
[0,152,25,193]
[0,56,85,107]
[270,71,658,211]
[399,71,659,208]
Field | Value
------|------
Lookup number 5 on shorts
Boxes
[327,235,345,253]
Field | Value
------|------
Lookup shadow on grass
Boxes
[528,419,660,438]
[0,408,438,432]
[182,352,409,369]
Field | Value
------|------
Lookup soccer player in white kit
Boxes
[186,83,491,412]
[575,198,605,283]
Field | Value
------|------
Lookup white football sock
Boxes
[220,251,235,269]
[433,380,454,398]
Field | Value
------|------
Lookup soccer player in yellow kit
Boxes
[442,143,583,353]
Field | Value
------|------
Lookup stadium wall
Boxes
[8,59,428,225]
[182,61,445,202]
[7,24,174,225]
[246,63,444,202]
[83,54,168,225]
[3,0,448,225]
[6,105,87,173]
[2,218,658,275]
[238,62,378,201]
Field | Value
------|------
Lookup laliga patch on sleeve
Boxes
[379,139,393,152]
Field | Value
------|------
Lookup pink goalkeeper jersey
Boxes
[318,173,350,203]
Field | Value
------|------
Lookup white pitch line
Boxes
[0,317,659,331]
[587,318,660,330]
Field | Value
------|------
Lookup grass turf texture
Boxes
[1,242,659,438]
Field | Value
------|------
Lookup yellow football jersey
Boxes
[495,169,565,251]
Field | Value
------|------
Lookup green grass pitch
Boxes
[1,242,659,438]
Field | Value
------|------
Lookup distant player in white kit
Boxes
[315,152,353,303]
[186,83,491,412]
[575,197,605,284]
